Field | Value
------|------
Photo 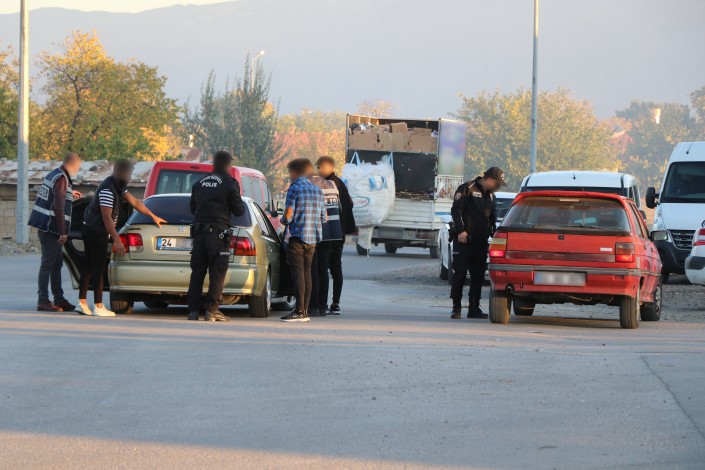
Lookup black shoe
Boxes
[187,310,200,321]
[467,307,488,319]
[280,311,310,322]
[319,307,327,317]
[309,307,321,317]
[328,304,341,315]
[54,299,76,311]
[205,310,230,322]
[450,308,462,320]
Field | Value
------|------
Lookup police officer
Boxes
[187,151,245,322]
[450,167,505,319]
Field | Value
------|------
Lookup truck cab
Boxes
[646,142,705,282]
[346,114,467,258]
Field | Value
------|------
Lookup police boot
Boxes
[450,306,462,319]
[467,299,488,319]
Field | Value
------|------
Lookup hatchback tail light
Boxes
[695,228,705,247]
[118,233,143,253]
[615,242,635,262]
[489,233,508,258]
[230,236,256,257]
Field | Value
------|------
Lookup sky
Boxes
[0,1,227,14]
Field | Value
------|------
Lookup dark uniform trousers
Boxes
[187,224,231,313]
[450,240,488,310]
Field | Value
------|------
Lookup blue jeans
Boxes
[37,230,66,304]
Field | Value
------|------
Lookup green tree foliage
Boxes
[34,31,179,161]
[455,88,618,189]
[691,86,705,138]
[183,55,281,175]
[0,44,18,159]
[615,101,696,188]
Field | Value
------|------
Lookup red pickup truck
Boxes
[488,191,665,329]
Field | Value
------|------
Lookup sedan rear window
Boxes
[128,197,251,227]
[503,197,630,233]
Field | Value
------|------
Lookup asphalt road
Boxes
[1,247,704,469]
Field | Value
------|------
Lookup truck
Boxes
[345,114,467,258]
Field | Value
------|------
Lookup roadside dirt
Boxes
[375,265,705,323]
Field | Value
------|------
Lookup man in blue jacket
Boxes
[28,152,83,312]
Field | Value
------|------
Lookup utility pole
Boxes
[16,0,29,244]
[529,0,539,174]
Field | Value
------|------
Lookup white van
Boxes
[519,171,643,210]
[646,142,705,282]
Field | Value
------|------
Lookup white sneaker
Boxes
[92,305,116,317]
[75,303,92,316]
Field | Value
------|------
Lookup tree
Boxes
[615,101,696,188]
[455,88,618,188]
[184,54,282,176]
[691,85,705,138]
[34,31,179,161]
[0,44,18,159]
[357,99,398,118]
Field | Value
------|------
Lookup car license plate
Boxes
[534,271,586,286]
[156,237,192,251]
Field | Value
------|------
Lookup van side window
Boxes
[260,179,272,211]
[241,175,253,199]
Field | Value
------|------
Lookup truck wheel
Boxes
[144,299,169,309]
[489,290,510,324]
[641,279,662,322]
[384,243,397,254]
[513,300,535,316]
[110,292,134,315]
[619,293,640,329]
[429,245,439,259]
[660,271,670,284]
[356,244,369,256]
[249,271,272,318]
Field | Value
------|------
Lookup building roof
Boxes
[0,159,157,187]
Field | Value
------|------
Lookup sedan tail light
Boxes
[695,228,705,247]
[118,233,143,253]
[230,236,256,257]
[489,233,507,258]
[615,242,635,262]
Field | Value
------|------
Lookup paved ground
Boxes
[1,247,704,469]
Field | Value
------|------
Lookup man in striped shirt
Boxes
[77,159,166,317]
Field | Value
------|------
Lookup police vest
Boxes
[28,167,73,234]
[309,176,343,241]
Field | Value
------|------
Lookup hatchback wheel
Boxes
[249,271,272,318]
[272,296,296,312]
[619,292,640,329]
[513,300,535,316]
[489,290,510,324]
[641,279,662,322]
[110,292,134,315]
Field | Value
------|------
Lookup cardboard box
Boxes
[348,133,379,151]
[407,135,438,153]
[411,127,433,136]
[390,122,408,134]
[376,132,410,152]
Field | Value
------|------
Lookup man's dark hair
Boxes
[113,158,133,174]
[63,152,80,164]
[316,156,335,167]
[213,150,233,173]
[287,158,311,175]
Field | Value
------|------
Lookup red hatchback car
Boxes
[488,191,665,329]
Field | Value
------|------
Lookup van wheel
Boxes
[429,245,439,259]
[249,271,272,318]
[356,244,369,256]
[110,292,134,315]
[489,290,510,324]
[641,279,662,322]
[384,243,397,254]
[619,293,640,329]
[513,300,535,316]
[144,299,169,309]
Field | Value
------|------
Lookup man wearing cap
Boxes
[449,167,505,319]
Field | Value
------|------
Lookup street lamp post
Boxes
[529,0,539,174]
[250,50,265,89]
[16,0,29,244]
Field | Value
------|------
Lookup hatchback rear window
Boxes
[128,197,251,227]
[503,197,630,233]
